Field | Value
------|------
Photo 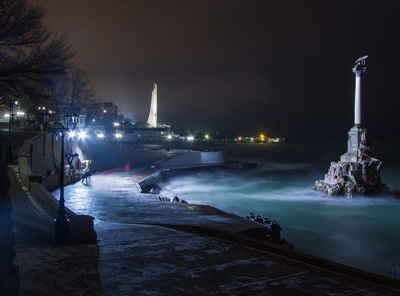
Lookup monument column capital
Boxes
[352,55,367,77]
[352,67,366,77]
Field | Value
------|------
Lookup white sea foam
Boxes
[160,143,400,276]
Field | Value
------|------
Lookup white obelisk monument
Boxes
[147,81,158,128]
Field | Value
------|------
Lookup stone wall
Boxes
[17,132,83,191]
[157,151,226,167]
[17,132,96,244]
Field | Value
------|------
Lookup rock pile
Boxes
[313,127,390,197]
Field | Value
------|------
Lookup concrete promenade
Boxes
[9,165,400,295]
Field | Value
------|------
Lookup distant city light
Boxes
[205,134,209,140]
[16,112,24,116]
[115,133,122,138]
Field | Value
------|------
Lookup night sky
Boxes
[30,0,400,141]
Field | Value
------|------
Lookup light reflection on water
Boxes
[160,142,400,277]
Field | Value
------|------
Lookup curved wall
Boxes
[156,151,226,167]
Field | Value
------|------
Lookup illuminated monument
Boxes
[313,56,390,197]
[147,81,158,128]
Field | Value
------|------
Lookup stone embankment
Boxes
[15,132,226,244]
[10,131,400,294]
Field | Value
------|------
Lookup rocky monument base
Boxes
[313,126,391,197]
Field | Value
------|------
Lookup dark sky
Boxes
[30,0,400,141]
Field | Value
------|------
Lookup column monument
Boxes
[313,56,390,197]
[353,55,367,127]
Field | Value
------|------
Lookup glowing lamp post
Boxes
[6,100,17,164]
[44,112,79,243]
[187,135,194,152]
[167,134,172,151]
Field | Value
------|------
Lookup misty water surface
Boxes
[160,142,400,277]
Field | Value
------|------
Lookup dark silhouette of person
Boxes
[255,215,263,223]
[246,213,255,220]
[270,220,282,240]
[81,168,91,185]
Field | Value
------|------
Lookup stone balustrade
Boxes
[17,133,97,244]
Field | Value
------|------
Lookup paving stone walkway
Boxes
[9,166,54,248]
[9,166,400,295]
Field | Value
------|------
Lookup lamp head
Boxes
[72,111,79,125]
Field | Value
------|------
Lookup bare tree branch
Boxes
[0,0,75,100]
[51,67,96,116]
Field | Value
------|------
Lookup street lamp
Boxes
[167,134,172,151]
[44,111,79,243]
[6,99,17,164]
[187,135,194,152]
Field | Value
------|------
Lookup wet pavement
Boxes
[55,169,265,233]
[11,167,400,295]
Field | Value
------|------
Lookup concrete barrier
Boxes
[157,151,226,167]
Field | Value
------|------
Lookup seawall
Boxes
[14,133,400,291]
[16,132,225,243]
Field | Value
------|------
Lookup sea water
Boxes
[160,142,400,277]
